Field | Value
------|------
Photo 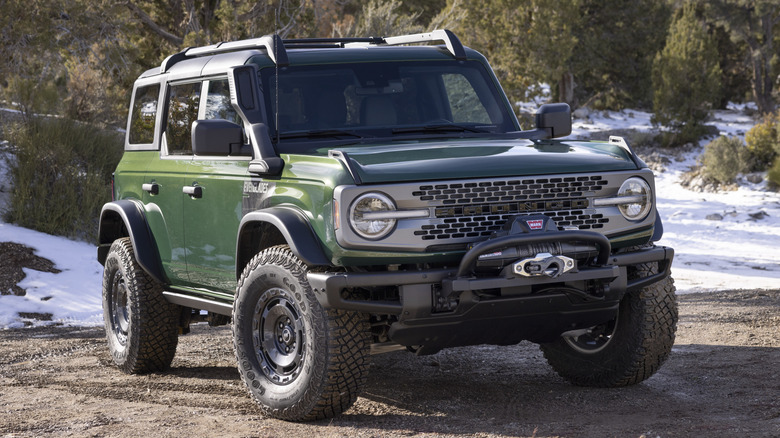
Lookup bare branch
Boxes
[123,0,183,46]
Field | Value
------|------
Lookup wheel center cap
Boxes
[281,327,294,345]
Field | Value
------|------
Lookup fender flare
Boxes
[651,211,664,242]
[97,200,167,284]
[237,207,331,276]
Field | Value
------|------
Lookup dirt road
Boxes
[1,290,778,437]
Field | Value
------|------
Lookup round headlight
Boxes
[349,192,397,240]
[617,177,652,221]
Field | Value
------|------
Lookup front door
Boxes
[181,78,249,293]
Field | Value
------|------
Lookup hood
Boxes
[333,138,639,184]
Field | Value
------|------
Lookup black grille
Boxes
[412,176,610,241]
[412,176,608,204]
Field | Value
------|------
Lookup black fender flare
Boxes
[237,206,331,277]
[651,211,664,242]
[97,200,167,284]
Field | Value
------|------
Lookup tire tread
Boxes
[103,237,179,374]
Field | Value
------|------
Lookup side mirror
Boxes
[535,103,571,138]
[191,119,244,156]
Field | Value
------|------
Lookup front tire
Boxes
[102,237,179,373]
[232,246,370,421]
[540,261,677,387]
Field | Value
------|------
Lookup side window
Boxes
[165,82,201,155]
[128,84,160,145]
[442,74,491,124]
[204,79,240,124]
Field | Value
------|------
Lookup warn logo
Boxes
[527,219,544,230]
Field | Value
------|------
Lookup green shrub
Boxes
[5,117,123,241]
[701,136,749,185]
[744,113,780,171]
[768,157,780,189]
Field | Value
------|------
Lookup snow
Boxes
[1,105,778,329]
[0,223,104,329]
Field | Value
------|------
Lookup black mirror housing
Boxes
[535,103,572,138]
[191,119,244,156]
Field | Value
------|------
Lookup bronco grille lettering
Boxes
[435,199,589,218]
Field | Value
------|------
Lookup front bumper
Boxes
[307,235,673,351]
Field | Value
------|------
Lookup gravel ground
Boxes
[1,289,778,437]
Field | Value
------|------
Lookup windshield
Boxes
[259,60,517,150]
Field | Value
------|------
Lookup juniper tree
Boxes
[652,2,722,143]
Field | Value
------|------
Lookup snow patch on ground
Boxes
[0,222,104,328]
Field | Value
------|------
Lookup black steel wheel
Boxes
[102,237,179,373]
[233,245,370,421]
[107,268,130,347]
[254,289,306,384]
[562,315,619,354]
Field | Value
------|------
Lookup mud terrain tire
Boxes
[540,261,677,386]
[102,237,180,373]
[232,245,371,421]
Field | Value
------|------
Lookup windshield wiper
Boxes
[392,123,488,135]
[278,129,364,140]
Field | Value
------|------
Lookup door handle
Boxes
[183,185,203,198]
[142,183,159,195]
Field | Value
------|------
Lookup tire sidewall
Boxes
[233,256,327,415]
[102,240,139,370]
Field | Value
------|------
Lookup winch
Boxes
[472,214,598,276]
[513,252,576,278]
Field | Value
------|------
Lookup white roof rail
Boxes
[185,34,289,66]
[382,29,466,60]
[160,29,466,72]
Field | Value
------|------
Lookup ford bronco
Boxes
[97,30,677,421]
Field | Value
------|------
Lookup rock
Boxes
[745,173,764,184]
[572,107,590,119]
[706,213,724,221]
[748,211,769,220]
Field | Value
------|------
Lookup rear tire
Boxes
[232,245,370,421]
[540,261,677,386]
[102,237,179,373]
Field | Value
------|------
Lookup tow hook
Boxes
[513,253,575,278]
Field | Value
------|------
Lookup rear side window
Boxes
[128,84,160,145]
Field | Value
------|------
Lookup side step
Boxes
[162,291,233,316]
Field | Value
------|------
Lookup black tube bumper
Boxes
[307,243,674,351]
[308,245,673,314]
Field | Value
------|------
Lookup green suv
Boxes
[97,30,677,421]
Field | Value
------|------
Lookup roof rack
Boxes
[346,29,466,61]
[160,29,466,73]
[282,36,385,49]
